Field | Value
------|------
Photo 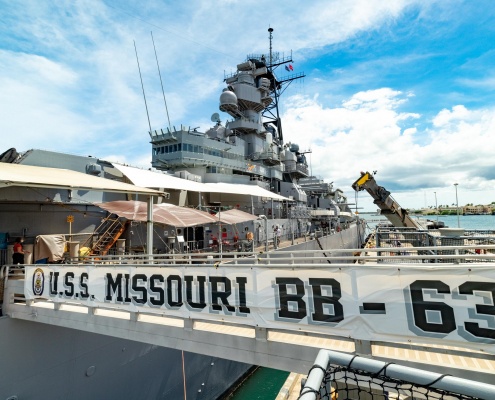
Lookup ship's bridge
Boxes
[3,236,495,386]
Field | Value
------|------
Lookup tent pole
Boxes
[147,196,154,258]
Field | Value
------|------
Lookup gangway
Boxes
[352,171,423,228]
[3,241,495,387]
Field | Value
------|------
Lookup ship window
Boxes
[173,144,178,152]
[177,143,181,151]
[165,146,169,153]
[193,145,198,153]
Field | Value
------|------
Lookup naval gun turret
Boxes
[352,171,422,229]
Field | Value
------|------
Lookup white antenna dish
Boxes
[211,113,220,123]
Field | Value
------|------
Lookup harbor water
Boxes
[362,213,495,231]
[229,368,289,399]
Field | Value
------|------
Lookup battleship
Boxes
[0,29,365,399]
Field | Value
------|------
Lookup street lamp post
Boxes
[434,191,438,223]
[454,183,460,227]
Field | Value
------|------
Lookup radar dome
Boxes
[219,89,238,113]
[290,143,299,153]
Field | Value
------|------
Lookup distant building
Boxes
[438,206,461,214]
[463,205,492,215]
[414,203,494,215]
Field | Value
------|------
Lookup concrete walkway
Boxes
[276,372,305,400]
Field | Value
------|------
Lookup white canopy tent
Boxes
[216,208,259,224]
[95,200,218,227]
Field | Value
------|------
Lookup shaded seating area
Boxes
[93,201,259,254]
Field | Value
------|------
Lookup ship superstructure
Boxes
[150,28,354,230]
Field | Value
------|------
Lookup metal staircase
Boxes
[83,216,129,256]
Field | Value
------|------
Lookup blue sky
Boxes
[1,0,495,211]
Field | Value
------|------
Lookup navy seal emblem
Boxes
[32,268,44,296]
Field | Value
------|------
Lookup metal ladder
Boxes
[82,216,129,256]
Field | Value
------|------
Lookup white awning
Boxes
[203,182,290,201]
[113,164,290,201]
[0,163,161,195]
[113,164,205,192]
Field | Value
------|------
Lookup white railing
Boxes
[1,244,493,267]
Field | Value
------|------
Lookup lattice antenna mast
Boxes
[263,27,305,144]
[268,27,273,66]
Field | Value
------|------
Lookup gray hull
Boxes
[0,317,249,400]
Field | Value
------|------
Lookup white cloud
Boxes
[282,89,495,210]
[432,105,473,127]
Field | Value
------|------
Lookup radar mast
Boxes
[261,27,305,143]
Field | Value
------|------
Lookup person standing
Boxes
[12,237,28,264]
[273,226,281,249]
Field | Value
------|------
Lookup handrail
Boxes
[0,265,7,279]
[6,243,494,267]
[299,349,495,400]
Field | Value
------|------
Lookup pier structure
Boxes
[3,241,495,391]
